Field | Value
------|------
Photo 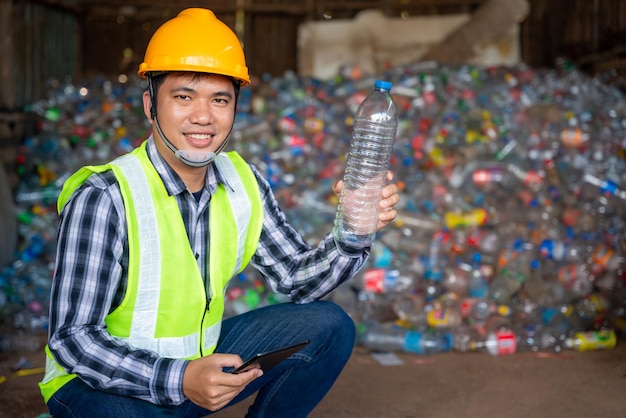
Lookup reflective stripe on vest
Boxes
[114,152,165,346]
[213,155,251,276]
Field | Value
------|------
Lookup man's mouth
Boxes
[186,133,214,147]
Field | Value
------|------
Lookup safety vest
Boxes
[39,141,263,402]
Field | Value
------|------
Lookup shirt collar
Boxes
[145,135,234,196]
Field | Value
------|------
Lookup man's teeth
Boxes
[188,134,212,140]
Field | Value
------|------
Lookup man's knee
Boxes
[308,300,356,350]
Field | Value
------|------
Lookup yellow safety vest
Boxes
[39,141,263,402]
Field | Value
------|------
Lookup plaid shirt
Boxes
[48,136,368,405]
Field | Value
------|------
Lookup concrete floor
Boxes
[2,337,625,418]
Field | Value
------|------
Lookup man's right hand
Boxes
[182,353,263,411]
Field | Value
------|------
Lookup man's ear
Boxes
[143,90,153,123]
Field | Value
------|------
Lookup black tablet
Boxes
[232,339,311,374]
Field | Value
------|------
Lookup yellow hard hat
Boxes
[138,8,250,86]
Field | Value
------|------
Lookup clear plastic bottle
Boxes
[521,259,558,306]
[393,210,441,234]
[539,239,590,263]
[451,325,481,353]
[489,266,527,304]
[468,299,511,323]
[391,292,426,325]
[423,231,449,282]
[467,228,500,254]
[476,329,518,356]
[442,264,469,295]
[333,80,397,248]
[490,242,533,303]
[359,267,418,294]
[581,173,626,200]
[514,324,566,353]
[450,326,517,355]
[591,244,624,274]
[555,262,594,300]
[362,324,452,355]
[466,253,490,299]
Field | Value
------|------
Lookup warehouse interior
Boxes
[1,0,626,416]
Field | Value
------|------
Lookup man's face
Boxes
[143,72,236,169]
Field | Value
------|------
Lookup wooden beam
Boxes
[32,0,485,19]
[0,0,14,111]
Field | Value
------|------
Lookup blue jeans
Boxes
[47,301,355,418]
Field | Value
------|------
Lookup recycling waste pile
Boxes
[2,59,625,358]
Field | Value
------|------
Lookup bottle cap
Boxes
[375,80,392,90]
[497,305,511,316]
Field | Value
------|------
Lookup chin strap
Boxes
[153,116,217,167]
[147,74,238,168]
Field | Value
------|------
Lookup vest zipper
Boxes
[200,298,211,357]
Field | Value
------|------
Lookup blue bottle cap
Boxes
[375,80,392,91]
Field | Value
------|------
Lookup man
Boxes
[40,8,400,417]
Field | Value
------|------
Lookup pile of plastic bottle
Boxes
[2,59,625,357]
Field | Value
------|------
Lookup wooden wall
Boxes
[522,0,626,88]
[0,0,79,167]
[78,0,483,82]
[5,1,80,110]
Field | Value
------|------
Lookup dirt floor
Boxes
[1,333,625,418]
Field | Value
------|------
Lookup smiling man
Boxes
[39,8,400,418]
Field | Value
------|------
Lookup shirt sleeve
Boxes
[47,173,188,405]
[249,165,370,303]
